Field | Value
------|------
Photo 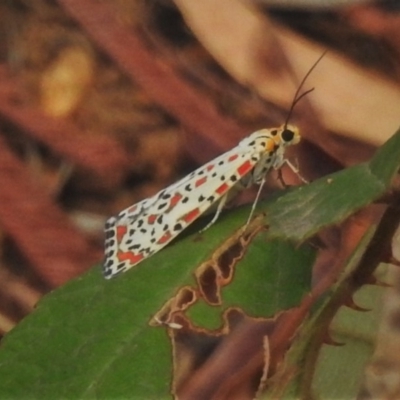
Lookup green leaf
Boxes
[312,283,383,399]
[0,128,399,399]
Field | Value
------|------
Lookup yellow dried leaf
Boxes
[40,46,94,117]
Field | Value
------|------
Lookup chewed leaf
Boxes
[187,237,315,330]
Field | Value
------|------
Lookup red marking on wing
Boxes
[117,251,144,264]
[195,176,207,187]
[216,182,229,195]
[116,225,128,242]
[206,164,214,171]
[182,208,201,223]
[169,193,183,208]
[157,231,172,244]
[147,214,157,224]
[228,154,239,162]
[237,160,254,177]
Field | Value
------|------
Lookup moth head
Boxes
[278,124,301,146]
[242,125,300,153]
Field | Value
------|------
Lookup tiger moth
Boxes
[103,53,325,279]
[103,124,304,279]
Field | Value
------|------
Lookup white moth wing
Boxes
[103,144,263,278]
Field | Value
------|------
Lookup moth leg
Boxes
[245,176,266,227]
[199,193,229,233]
[280,158,308,184]
[277,168,289,188]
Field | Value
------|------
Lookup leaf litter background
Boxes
[0,0,400,399]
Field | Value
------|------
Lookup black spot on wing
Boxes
[157,202,167,210]
[116,263,126,271]
[142,247,151,255]
[230,175,238,182]
[174,223,183,231]
[105,230,114,239]
[105,220,114,229]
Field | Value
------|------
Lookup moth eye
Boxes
[281,129,295,142]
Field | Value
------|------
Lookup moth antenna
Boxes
[284,50,327,129]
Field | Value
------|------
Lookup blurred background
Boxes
[0,0,399,396]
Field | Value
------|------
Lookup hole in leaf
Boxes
[176,287,197,309]
[217,241,244,280]
[197,264,219,305]
[152,286,198,326]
